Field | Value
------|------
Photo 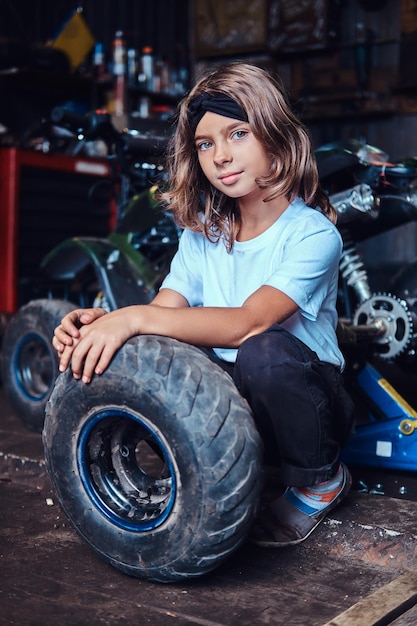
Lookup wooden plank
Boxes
[323,571,417,626]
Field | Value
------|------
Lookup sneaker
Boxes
[250,463,352,547]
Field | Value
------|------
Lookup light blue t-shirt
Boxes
[161,197,344,368]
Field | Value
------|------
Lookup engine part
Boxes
[353,293,414,360]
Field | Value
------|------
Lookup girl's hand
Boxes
[59,308,138,384]
[52,307,107,360]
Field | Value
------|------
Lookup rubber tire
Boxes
[43,335,263,582]
[1,298,77,432]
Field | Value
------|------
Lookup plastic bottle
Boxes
[139,46,154,91]
[112,30,126,117]
[112,30,126,77]
[127,48,138,86]
[93,42,106,79]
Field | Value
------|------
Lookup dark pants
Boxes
[203,325,354,488]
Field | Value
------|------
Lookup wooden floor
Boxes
[2,392,417,626]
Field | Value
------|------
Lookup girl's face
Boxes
[194,111,271,202]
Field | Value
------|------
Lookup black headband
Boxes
[188,93,248,133]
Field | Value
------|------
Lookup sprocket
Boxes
[353,292,414,360]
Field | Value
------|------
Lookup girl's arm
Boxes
[53,289,189,353]
[57,285,297,383]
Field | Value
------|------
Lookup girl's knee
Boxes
[237,325,303,372]
[235,327,293,394]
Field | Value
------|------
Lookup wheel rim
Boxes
[14,333,55,400]
[77,408,177,531]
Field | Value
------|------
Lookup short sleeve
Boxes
[160,229,204,306]
[264,221,342,321]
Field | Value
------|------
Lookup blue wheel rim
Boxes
[14,332,55,401]
[77,408,177,531]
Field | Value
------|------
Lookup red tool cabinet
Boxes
[0,147,113,313]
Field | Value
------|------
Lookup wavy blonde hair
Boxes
[159,62,334,249]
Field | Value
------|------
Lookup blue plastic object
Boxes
[342,363,417,471]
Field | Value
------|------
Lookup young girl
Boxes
[53,62,354,547]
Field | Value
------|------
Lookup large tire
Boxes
[43,335,263,582]
[1,299,77,432]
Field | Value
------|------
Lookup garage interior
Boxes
[2,2,417,625]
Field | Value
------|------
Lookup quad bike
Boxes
[1,108,180,431]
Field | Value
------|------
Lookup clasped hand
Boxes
[52,307,134,384]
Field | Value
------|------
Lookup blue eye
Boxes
[232,130,248,140]
[197,141,212,151]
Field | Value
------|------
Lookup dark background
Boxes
[1,0,417,275]
[0,0,190,66]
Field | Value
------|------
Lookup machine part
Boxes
[0,299,77,432]
[341,320,386,344]
[43,335,263,582]
[339,241,372,304]
[399,418,417,435]
[330,183,378,226]
[41,236,155,309]
[92,290,111,312]
[353,293,414,360]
